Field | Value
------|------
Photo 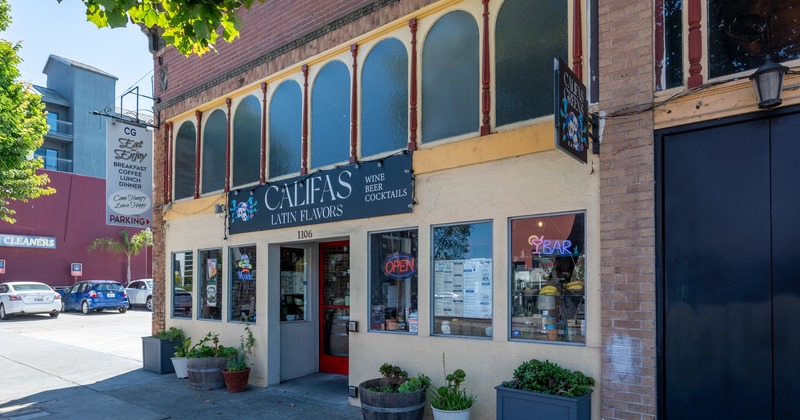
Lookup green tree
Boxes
[0,0,54,224]
[88,229,153,284]
[64,0,267,56]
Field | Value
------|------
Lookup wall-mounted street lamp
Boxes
[750,55,789,109]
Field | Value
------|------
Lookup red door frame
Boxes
[319,241,349,375]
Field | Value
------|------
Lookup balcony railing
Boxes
[34,154,73,173]
[47,120,73,137]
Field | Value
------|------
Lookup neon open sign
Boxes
[383,253,416,279]
[528,235,572,255]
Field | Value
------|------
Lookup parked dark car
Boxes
[61,280,129,314]
[174,287,192,313]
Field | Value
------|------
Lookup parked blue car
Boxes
[61,280,129,314]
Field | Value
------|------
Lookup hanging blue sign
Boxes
[228,152,414,234]
[554,57,589,164]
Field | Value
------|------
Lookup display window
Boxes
[280,247,307,322]
[198,248,223,321]
[229,245,256,323]
[509,212,586,343]
[369,228,418,333]
[171,251,193,319]
[432,221,493,338]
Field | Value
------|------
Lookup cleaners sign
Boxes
[228,152,414,234]
[106,120,153,227]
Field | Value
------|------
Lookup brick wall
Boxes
[598,1,657,419]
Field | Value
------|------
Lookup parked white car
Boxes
[125,279,153,311]
[0,281,61,320]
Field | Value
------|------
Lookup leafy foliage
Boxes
[429,354,476,411]
[187,331,236,358]
[367,363,431,394]
[502,359,595,398]
[62,0,267,56]
[152,326,184,341]
[0,0,54,224]
[173,336,192,357]
[87,229,153,284]
[225,322,255,371]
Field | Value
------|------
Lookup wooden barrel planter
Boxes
[187,357,228,390]
[359,378,426,420]
[330,316,349,357]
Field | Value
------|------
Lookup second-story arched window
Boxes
[496,0,567,126]
[233,95,261,187]
[362,38,408,158]
[174,121,196,200]
[311,60,350,168]
[269,80,302,179]
[422,10,479,143]
[202,109,227,194]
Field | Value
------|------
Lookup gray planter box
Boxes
[495,385,591,420]
[142,336,180,374]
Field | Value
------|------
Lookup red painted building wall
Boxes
[0,170,151,287]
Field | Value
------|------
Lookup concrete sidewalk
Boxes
[0,331,361,419]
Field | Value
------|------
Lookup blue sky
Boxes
[2,0,155,112]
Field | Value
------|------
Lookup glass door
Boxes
[319,241,349,375]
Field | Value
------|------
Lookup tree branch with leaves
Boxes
[0,0,54,224]
[64,0,267,56]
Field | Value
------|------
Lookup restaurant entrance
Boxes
[319,241,350,375]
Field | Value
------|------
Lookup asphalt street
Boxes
[0,309,361,419]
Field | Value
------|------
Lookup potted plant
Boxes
[495,359,594,420]
[222,323,255,393]
[142,327,184,374]
[358,363,430,420]
[429,354,476,420]
[171,336,191,379]
[186,331,237,390]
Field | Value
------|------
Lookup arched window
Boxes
[362,38,408,157]
[202,109,227,194]
[233,95,261,187]
[311,61,350,168]
[496,0,567,126]
[174,121,196,200]
[422,10,479,143]
[269,80,302,178]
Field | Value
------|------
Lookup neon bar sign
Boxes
[383,253,416,279]
[528,235,572,255]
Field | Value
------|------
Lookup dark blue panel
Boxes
[201,109,227,194]
[770,114,800,419]
[496,0,567,126]
[662,120,772,419]
[174,122,196,200]
[311,61,350,168]
[269,81,302,178]
[422,11,479,142]
[362,38,408,158]
[233,95,261,187]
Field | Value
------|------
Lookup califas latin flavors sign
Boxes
[106,120,153,227]
[228,152,414,234]
[554,57,589,164]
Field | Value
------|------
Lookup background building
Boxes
[1,56,151,287]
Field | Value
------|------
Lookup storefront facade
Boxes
[150,0,601,418]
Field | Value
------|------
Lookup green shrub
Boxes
[152,327,184,341]
[225,323,255,372]
[502,359,594,398]
[366,363,431,393]
[187,332,236,358]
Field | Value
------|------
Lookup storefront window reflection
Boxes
[432,221,493,338]
[509,212,585,343]
[280,247,306,322]
[369,229,418,333]
[198,248,222,321]
[229,245,256,323]
[171,251,193,319]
